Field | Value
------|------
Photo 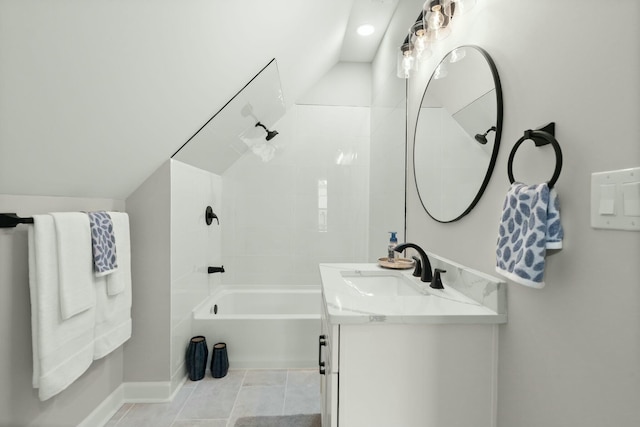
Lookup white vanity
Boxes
[318,254,506,427]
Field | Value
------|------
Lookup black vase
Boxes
[186,336,208,381]
[210,342,229,378]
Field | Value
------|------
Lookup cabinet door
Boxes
[324,373,338,427]
[338,324,498,427]
[320,366,338,426]
[320,296,339,426]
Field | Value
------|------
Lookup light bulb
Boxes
[397,42,415,78]
[426,4,445,30]
[413,30,428,55]
[410,21,431,61]
[402,52,414,78]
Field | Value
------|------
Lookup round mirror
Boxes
[413,45,503,222]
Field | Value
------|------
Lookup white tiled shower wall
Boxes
[151,104,372,389]
[369,64,406,259]
[221,104,371,286]
[170,160,222,383]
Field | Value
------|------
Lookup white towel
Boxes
[50,212,96,319]
[93,212,132,359]
[28,215,95,401]
[104,212,130,296]
[495,182,564,288]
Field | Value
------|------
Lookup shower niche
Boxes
[172,58,286,174]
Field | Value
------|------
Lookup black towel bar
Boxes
[0,213,34,228]
[507,122,563,189]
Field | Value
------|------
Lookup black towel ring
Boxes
[507,122,563,189]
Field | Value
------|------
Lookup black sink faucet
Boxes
[394,243,432,283]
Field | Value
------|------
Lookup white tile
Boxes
[220,104,370,285]
[243,370,287,387]
[171,420,227,427]
[111,369,319,427]
[283,382,321,415]
[234,194,294,228]
[228,385,285,424]
[177,370,246,420]
[235,226,292,257]
[115,387,193,427]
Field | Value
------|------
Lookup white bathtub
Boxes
[192,285,321,369]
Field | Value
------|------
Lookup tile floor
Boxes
[105,369,321,427]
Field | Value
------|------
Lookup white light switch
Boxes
[598,184,616,215]
[622,182,640,216]
[591,167,640,231]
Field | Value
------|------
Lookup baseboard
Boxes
[79,377,187,427]
[123,380,174,402]
[77,384,125,427]
[231,360,315,369]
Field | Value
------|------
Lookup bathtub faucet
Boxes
[394,243,432,283]
[208,266,225,274]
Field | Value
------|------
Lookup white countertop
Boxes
[319,262,507,325]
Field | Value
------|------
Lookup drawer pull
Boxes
[318,334,327,375]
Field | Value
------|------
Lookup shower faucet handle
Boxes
[205,206,219,225]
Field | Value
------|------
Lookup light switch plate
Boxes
[591,167,640,231]
[622,182,640,216]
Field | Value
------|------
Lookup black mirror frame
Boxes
[413,45,503,223]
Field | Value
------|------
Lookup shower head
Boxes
[255,122,279,141]
[474,126,497,145]
[474,133,488,144]
[265,130,279,141]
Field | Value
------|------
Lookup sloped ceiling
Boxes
[0,0,391,200]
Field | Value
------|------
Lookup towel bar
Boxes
[0,213,34,228]
[507,122,563,189]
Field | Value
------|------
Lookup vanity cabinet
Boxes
[320,303,498,426]
[318,262,506,427]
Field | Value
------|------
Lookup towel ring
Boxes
[507,123,563,189]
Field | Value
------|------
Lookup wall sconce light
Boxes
[397,39,416,78]
[443,0,476,17]
[424,2,445,31]
[410,20,432,61]
[397,0,476,79]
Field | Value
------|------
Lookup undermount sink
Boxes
[340,271,425,297]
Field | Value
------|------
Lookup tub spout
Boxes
[394,243,432,283]
[208,266,225,274]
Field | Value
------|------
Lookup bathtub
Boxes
[192,285,321,369]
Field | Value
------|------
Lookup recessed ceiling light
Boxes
[357,24,375,36]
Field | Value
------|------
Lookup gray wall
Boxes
[125,161,172,382]
[0,195,125,427]
[396,0,639,425]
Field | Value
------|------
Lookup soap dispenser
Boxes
[388,232,398,262]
